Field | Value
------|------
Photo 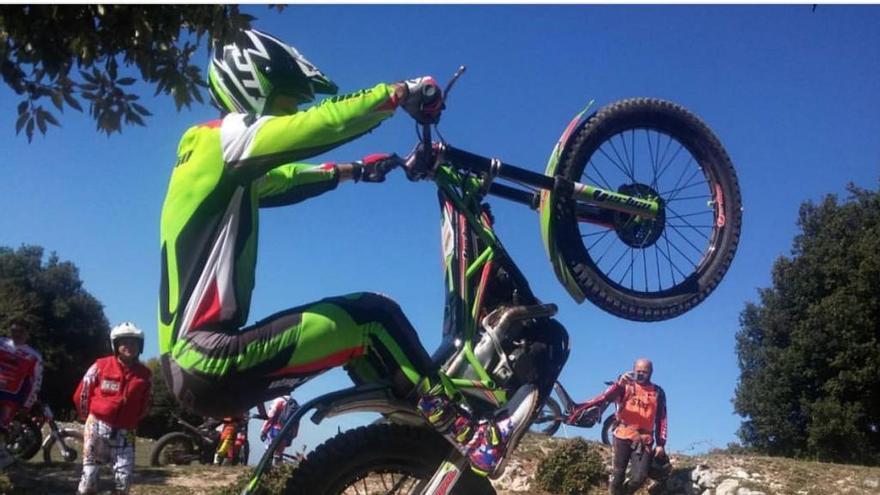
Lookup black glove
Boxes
[260,432,268,442]
[352,153,402,183]
[400,76,444,124]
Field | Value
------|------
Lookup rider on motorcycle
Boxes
[157,29,543,477]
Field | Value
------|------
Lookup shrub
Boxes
[536,437,607,494]
[213,463,297,495]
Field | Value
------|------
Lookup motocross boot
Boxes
[416,379,476,451]
[465,384,539,478]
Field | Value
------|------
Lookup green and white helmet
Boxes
[207,29,338,115]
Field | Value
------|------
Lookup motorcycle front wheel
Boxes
[42,428,84,463]
[150,432,202,466]
[550,98,742,321]
[529,396,563,437]
[284,423,495,495]
[6,419,42,460]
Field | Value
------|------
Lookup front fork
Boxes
[419,455,470,495]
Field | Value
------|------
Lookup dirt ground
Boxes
[3,462,248,495]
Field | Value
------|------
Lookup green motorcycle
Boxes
[243,67,742,495]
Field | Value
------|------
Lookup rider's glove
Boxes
[351,153,402,183]
[399,77,444,124]
[260,432,268,442]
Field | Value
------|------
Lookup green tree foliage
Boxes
[0,5,279,141]
[734,183,880,464]
[138,357,203,439]
[536,437,607,495]
[0,245,109,418]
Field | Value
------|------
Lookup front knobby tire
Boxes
[553,98,742,321]
[150,432,199,467]
[285,423,496,495]
[42,429,84,463]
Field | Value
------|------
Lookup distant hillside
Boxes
[494,433,880,495]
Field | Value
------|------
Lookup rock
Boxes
[715,478,741,495]
[492,459,531,492]
[731,468,750,479]
[864,477,879,489]
[691,464,722,489]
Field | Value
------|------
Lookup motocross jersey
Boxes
[159,83,398,369]
[157,83,439,416]
[0,337,43,409]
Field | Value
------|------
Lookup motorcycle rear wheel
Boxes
[285,423,495,494]
[551,98,742,321]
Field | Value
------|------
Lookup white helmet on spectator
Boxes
[110,322,144,353]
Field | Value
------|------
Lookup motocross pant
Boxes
[78,415,135,495]
[162,292,436,417]
[609,435,653,495]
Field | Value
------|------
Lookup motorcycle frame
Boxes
[242,121,664,494]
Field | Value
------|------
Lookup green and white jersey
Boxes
[159,83,398,357]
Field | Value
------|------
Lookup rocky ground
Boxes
[494,433,880,495]
[2,432,880,494]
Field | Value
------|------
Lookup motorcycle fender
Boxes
[539,100,595,303]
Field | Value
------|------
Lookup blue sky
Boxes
[1,5,878,461]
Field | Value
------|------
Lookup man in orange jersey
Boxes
[569,358,668,495]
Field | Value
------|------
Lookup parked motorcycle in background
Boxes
[4,401,84,463]
[150,415,249,467]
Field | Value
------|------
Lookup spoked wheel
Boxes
[601,415,617,446]
[529,396,563,436]
[150,432,201,466]
[552,98,742,321]
[285,423,495,495]
[43,429,84,463]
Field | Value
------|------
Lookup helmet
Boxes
[207,29,338,115]
[110,322,144,353]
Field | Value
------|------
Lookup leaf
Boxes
[15,111,29,135]
[117,77,136,86]
[131,103,152,116]
[63,91,83,112]
[43,111,60,127]
[26,118,35,142]
[51,91,63,112]
[80,70,97,84]
[107,58,118,81]
[36,111,47,134]
[17,101,28,115]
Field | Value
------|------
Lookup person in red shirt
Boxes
[73,322,152,495]
[569,358,668,495]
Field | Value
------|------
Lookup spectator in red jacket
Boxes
[73,323,151,495]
